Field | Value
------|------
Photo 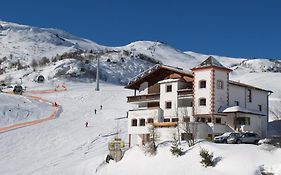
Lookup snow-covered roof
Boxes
[158,78,180,84]
[222,106,265,116]
[229,80,273,93]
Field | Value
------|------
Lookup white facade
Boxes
[193,70,212,115]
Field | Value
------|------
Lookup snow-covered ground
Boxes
[0,82,131,175]
[0,93,53,127]
[1,20,281,175]
[0,82,280,175]
[102,141,281,175]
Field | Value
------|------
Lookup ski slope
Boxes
[0,93,53,127]
[0,82,132,175]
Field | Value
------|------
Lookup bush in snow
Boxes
[200,148,214,167]
[170,133,184,157]
[31,59,38,69]
[39,57,50,66]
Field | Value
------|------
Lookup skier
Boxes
[94,109,97,114]
[85,122,88,127]
[100,105,103,110]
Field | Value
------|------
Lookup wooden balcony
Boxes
[127,93,160,103]
[153,122,178,128]
[177,89,193,98]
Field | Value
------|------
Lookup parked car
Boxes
[214,132,240,143]
[13,85,23,95]
[258,136,281,147]
[227,132,260,144]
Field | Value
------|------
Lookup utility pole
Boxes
[95,56,100,91]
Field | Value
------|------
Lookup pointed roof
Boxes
[192,56,232,72]
[125,64,193,89]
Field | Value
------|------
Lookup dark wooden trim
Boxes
[127,93,160,103]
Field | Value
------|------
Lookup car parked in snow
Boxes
[227,132,260,144]
[214,132,240,143]
[258,136,281,147]
[13,85,23,95]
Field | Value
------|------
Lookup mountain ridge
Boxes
[0,20,281,97]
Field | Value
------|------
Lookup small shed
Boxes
[37,75,45,83]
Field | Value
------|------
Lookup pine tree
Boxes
[200,148,214,167]
[170,133,184,156]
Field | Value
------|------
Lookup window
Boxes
[258,105,262,111]
[236,117,250,125]
[181,133,193,141]
[199,80,206,88]
[139,118,145,126]
[199,98,206,106]
[166,101,172,109]
[234,101,239,106]
[164,118,170,122]
[147,118,154,124]
[217,80,223,89]
[207,118,212,122]
[183,117,190,122]
[166,85,172,92]
[172,118,179,122]
[201,118,206,122]
[215,118,221,124]
[131,119,137,126]
[247,89,252,102]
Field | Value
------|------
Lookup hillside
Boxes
[1,20,281,88]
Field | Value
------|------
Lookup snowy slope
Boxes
[0,82,280,175]
[101,142,281,175]
[0,93,53,127]
[0,20,104,62]
[0,82,132,175]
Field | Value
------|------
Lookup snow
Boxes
[100,141,281,175]
[1,20,281,175]
[222,106,264,115]
[0,82,132,175]
[0,93,53,127]
[0,82,280,175]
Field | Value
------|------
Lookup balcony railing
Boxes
[127,93,160,103]
[178,89,193,98]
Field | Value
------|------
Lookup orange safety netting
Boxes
[0,95,61,133]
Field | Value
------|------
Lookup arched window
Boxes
[139,118,145,126]
[199,80,206,88]
[199,98,206,106]
[131,119,137,126]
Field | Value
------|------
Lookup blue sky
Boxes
[1,0,281,59]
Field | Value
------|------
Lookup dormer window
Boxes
[199,80,206,88]
[199,98,206,106]
[166,85,172,92]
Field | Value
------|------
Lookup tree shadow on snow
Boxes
[213,156,223,166]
